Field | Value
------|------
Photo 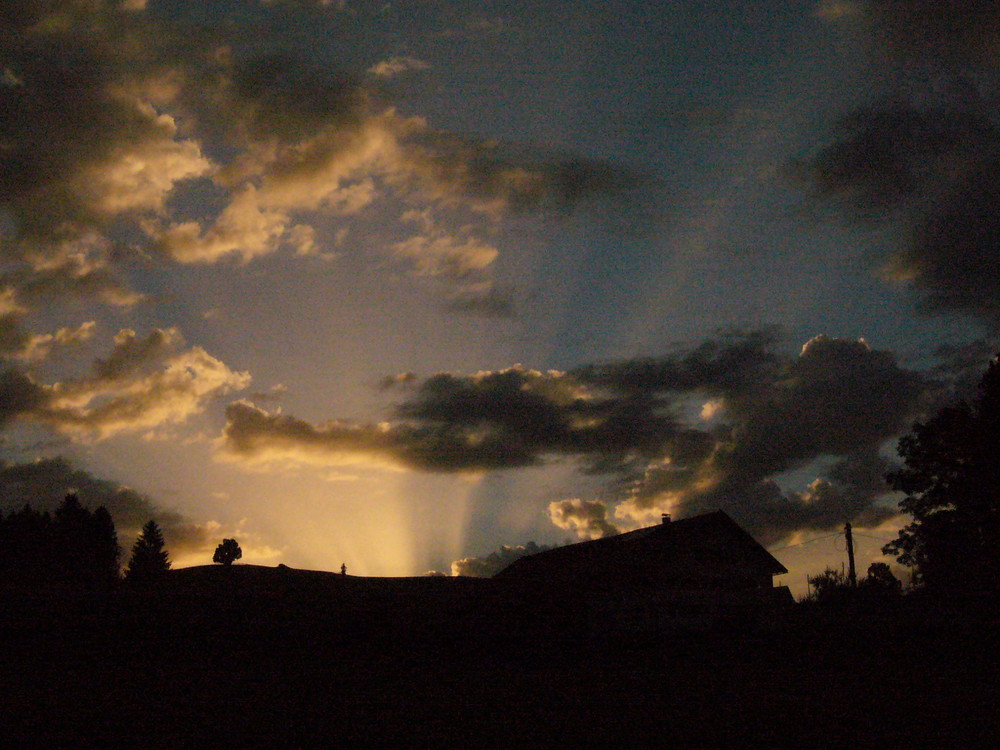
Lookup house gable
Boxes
[495,510,786,590]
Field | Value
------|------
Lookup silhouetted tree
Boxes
[90,506,121,586]
[213,538,242,566]
[52,495,120,586]
[1,496,119,587]
[805,567,852,604]
[0,505,54,583]
[860,562,902,593]
[885,355,1000,595]
[126,520,171,583]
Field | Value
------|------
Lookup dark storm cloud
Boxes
[0,456,217,558]
[221,331,927,543]
[2,263,144,309]
[892,163,1000,320]
[223,365,685,473]
[376,372,418,391]
[720,335,921,476]
[792,103,995,218]
[224,388,610,473]
[451,145,650,214]
[574,327,784,397]
[0,369,46,427]
[0,312,30,357]
[610,335,922,543]
[393,366,682,472]
[93,327,181,380]
[798,3,1000,326]
[794,98,1000,324]
[866,0,1000,69]
[926,339,999,404]
[214,52,369,144]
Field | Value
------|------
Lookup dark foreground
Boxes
[2,566,997,747]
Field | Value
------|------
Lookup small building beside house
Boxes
[494,510,791,632]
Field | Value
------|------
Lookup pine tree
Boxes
[126,520,171,583]
[52,494,120,586]
[91,506,122,585]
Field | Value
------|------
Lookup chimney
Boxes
[661,513,671,525]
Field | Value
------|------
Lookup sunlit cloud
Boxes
[367,57,431,78]
[217,332,927,546]
[1,0,642,323]
[0,327,249,440]
[15,321,97,363]
[548,498,618,540]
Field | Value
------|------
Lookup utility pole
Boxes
[845,522,857,587]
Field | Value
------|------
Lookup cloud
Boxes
[221,391,553,472]
[218,331,926,543]
[249,384,288,404]
[0,327,249,440]
[865,0,1000,70]
[393,232,499,280]
[613,334,922,543]
[792,98,1000,324]
[793,4,1000,327]
[451,541,551,577]
[548,498,618,540]
[0,252,144,309]
[791,104,994,219]
[0,369,46,428]
[15,321,96,363]
[220,400,411,471]
[888,164,1000,321]
[43,328,251,440]
[0,4,210,301]
[376,372,418,391]
[815,1,863,22]
[368,57,430,78]
[1,0,645,321]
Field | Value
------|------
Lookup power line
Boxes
[852,531,896,543]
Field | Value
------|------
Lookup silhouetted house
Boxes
[495,510,791,632]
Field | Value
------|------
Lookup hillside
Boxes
[2,567,998,746]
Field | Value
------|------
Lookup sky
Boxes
[3,0,1000,595]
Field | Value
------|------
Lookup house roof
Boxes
[494,510,787,580]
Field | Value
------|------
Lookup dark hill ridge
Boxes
[140,564,507,649]
[166,563,490,598]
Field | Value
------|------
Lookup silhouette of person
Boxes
[341,563,347,576]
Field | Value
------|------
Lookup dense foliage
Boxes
[213,538,242,566]
[885,356,1000,594]
[0,494,120,587]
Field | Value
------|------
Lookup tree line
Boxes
[0,495,242,588]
